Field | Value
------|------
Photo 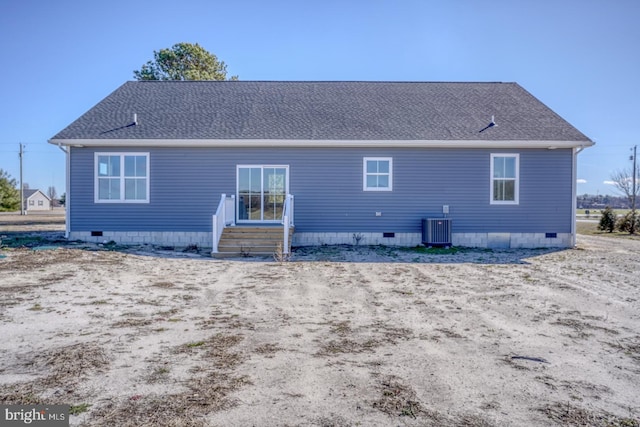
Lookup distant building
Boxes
[23,189,51,211]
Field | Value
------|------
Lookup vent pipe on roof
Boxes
[133,113,138,126]
[479,115,497,133]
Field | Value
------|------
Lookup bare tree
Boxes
[47,186,57,209]
[610,167,639,234]
[610,168,639,206]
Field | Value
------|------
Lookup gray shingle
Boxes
[50,81,591,142]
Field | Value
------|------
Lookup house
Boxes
[49,81,593,253]
[23,189,51,211]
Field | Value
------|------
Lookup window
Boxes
[29,200,34,206]
[490,154,519,204]
[38,200,43,206]
[95,153,149,203]
[363,157,393,191]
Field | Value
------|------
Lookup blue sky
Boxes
[0,0,638,197]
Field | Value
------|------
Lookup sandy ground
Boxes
[0,215,639,426]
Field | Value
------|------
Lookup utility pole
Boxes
[632,145,637,234]
[19,143,24,215]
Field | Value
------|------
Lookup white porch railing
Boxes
[212,194,235,254]
[282,194,294,255]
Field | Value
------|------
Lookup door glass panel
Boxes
[238,167,262,220]
[263,168,286,220]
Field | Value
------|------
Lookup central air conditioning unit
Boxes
[422,218,452,247]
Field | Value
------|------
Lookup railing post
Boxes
[212,193,227,255]
[221,196,226,227]
[212,214,218,253]
[230,195,236,226]
[283,215,289,255]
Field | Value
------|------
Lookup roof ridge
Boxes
[130,80,513,84]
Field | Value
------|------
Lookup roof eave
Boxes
[49,138,595,149]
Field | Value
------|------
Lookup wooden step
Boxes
[212,226,294,258]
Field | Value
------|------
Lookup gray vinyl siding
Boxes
[69,147,573,234]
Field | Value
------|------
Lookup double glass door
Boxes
[237,166,288,222]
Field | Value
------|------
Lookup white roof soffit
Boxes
[49,139,595,149]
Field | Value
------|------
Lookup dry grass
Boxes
[0,247,126,271]
[197,311,254,330]
[88,333,248,426]
[89,373,251,427]
[576,220,640,240]
[540,402,639,426]
[372,375,425,418]
[254,343,283,357]
[607,336,640,362]
[316,320,413,356]
[111,318,154,328]
[0,342,108,405]
[37,343,109,386]
[551,317,620,339]
[372,376,496,426]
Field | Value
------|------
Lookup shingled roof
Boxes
[50,81,592,144]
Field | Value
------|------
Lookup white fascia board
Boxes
[48,138,595,149]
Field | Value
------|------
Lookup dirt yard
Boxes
[1,215,639,426]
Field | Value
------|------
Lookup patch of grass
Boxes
[151,281,174,289]
[329,320,352,336]
[69,403,91,415]
[28,303,43,311]
[112,318,153,328]
[254,343,283,357]
[371,245,399,257]
[40,342,109,384]
[540,402,639,426]
[89,333,248,426]
[197,312,252,330]
[434,328,464,339]
[90,373,251,426]
[577,220,640,239]
[0,342,110,406]
[146,366,171,383]
[412,245,460,254]
[373,375,424,418]
[0,387,43,405]
[551,317,619,338]
[317,338,379,355]
[577,208,630,216]
[155,308,180,317]
[392,289,414,296]
[186,341,206,348]
[0,236,45,248]
[606,336,640,362]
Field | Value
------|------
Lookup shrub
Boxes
[598,207,617,233]
[617,211,639,234]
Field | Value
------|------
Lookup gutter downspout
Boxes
[56,144,70,239]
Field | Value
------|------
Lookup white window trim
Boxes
[94,152,150,203]
[363,157,393,191]
[490,153,519,205]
